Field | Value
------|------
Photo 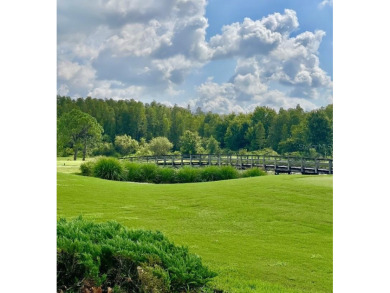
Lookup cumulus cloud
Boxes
[57,2,332,112]
[209,9,298,59]
[318,0,333,9]
[87,80,144,100]
[192,81,244,113]
[57,61,96,91]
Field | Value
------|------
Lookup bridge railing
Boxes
[121,154,333,174]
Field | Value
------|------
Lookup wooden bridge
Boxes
[123,154,333,175]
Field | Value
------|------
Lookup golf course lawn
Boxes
[57,159,332,293]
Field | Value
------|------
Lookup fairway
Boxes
[57,163,332,293]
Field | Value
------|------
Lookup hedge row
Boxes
[80,157,266,183]
[57,217,217,292]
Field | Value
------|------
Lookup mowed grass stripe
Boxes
[57,172,332,293]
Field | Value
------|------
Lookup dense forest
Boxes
[57,96,333,158]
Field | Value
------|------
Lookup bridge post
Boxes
[181,155,183,166]
[329,159,333,174]
[155,156,157,164]
[172,155,174,166]
[315,159,318,174]
[218,154,221,166]
[301,158,304,174]
[163,156,166,166]
[190,154,192,166]
[199,154,202,166]
[263,155,266,169]
[251,155,254,167]
[208,154,211,166]
[288,157,291,174]
[240,156,243,169]
[274,157,277,173]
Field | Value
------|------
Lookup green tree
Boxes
[245,121,266,151]
[307,110,332,155]
[206,136,221,154]
[57,109,103,160]
[179,131,203,154]
[149,137,174,155]
[224,114,250,151]
[114,134,139,156]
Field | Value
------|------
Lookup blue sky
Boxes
[57,0,333,113]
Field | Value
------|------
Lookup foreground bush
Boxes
[57,217,216,293]
[93,157,123,181]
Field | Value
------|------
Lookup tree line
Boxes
[57,95,333,159]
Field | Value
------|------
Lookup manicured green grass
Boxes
[57,162,332,293]
[57,156,90,174]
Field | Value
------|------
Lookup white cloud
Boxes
[87,80,144,100]
[261,9,299,35]
[57,61,96,90]
[57,2,332,112]
[192,81,244,113]
[318,0,333,9]
[107,20,173,57]
[209,9,299,59]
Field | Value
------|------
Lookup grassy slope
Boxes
[57,159,332,293]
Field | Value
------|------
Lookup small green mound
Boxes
[57,217,217,293]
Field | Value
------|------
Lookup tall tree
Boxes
[306,110,332,155]
[114,135,139,156]
[179,131,203,154]
[245,121,266,151]
[206,136,221,154]
[57,109,103,160]
[148,137,174,155]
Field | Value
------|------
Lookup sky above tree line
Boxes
[57,0,333,113]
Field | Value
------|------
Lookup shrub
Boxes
[57,217,216,293]
[155,167,176,184]
[123,162,143,182]
[219,166,240,180]
[139,163,159,182]
[200,166,222,182]
[80,161,96,176]
[242,168,266,177]
[93,157,123,181]
[176,167,201,183]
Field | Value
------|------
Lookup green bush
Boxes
[155,167,176,184]
[139,163,159,182]
[200,166,222,181]
[57,217,216,293]
[80,161,96,176]
[176,167,202,183]
[93,157,124,181]
[219,166,239,180]
[242,168,266,177]
[123,162,160,183]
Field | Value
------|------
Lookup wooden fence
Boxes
[121,154,333,175]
